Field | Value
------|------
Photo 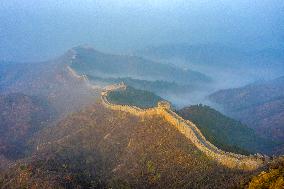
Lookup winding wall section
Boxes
[101,83,268,171]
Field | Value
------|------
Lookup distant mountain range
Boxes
[138,43,284,69]
[137,44,284,88]
[70,46,211,90]
[71,46,210,84]
[209,76,284,145]
[138,44,248,66]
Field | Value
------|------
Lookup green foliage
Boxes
[177,104,275,155]
[20,165,27,171]
[107,86,163,108]
[147,160,156,173]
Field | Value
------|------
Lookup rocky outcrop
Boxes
[101,84,268,170]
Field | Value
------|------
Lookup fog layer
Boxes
[1,0,283,62]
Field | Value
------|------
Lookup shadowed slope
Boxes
[209,76,284,144]
[177,105,277,155]
[0,93,56,161]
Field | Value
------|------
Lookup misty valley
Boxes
[0,1,284,189]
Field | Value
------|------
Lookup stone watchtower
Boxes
[158,101,171,110]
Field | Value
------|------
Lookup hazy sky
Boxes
[0,0,283,61]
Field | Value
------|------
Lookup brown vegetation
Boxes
[246,156,284,189]
[0,103,259,188]
[0,93,56,161]
[101,86,266,170]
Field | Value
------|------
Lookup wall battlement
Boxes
[101,85,268,170]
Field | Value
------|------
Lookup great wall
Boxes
[66,63,268,171]
[101,83,269,171]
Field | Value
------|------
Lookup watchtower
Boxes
[158,101,171,110]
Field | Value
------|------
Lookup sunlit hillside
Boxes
[0,103,260,188]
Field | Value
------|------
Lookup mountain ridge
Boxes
[209,76,284,143]
[101,83,267,170]
[69,46,211,85]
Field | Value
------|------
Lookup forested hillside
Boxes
[107,86,163,108]
[209,76,284,145]
[177,105,277,155]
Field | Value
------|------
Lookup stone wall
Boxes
[67,66,102,90]
[101,86,267,170]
